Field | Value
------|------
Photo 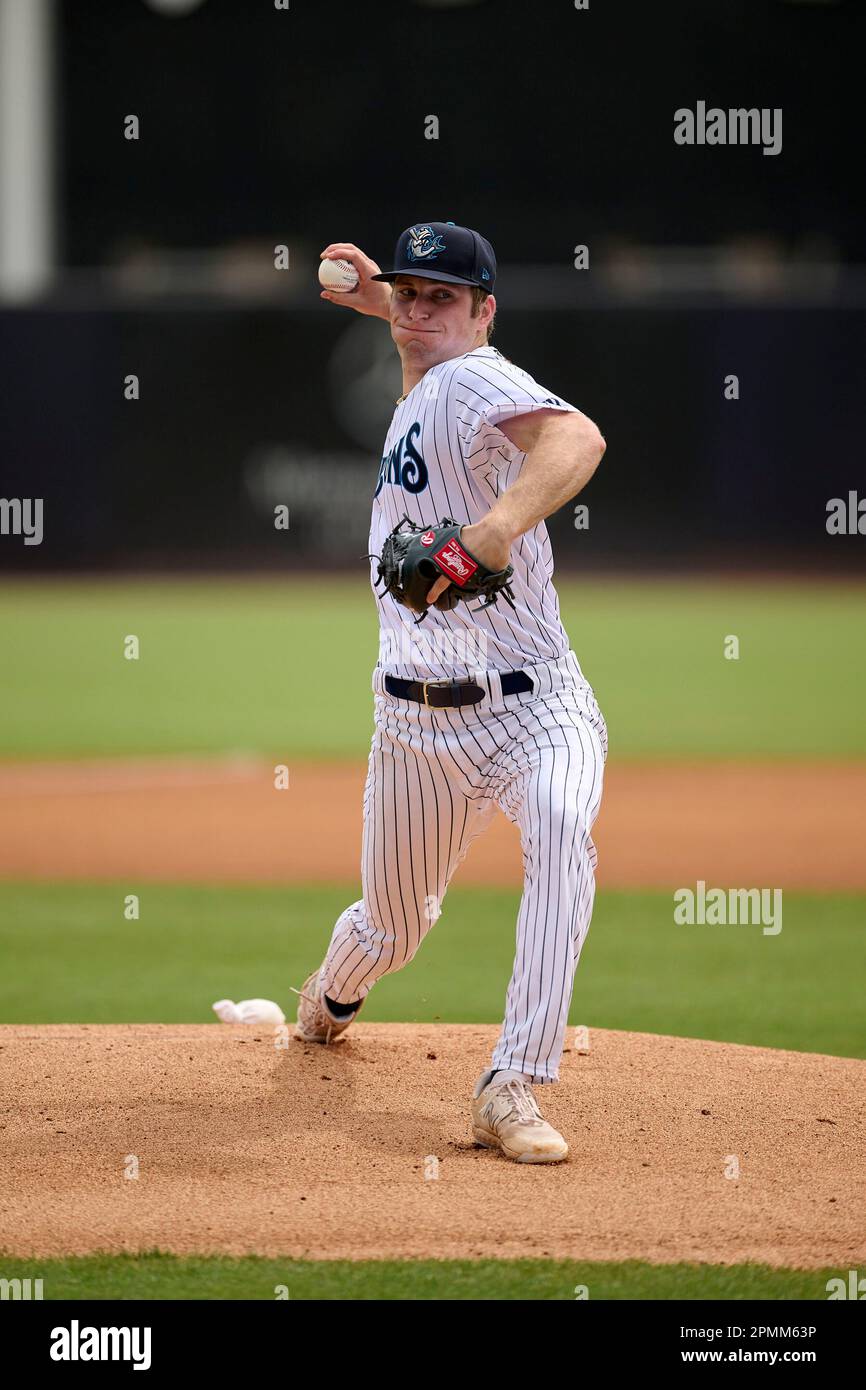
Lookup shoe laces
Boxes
[494,1078,543,1127]
[289,982,335,1042]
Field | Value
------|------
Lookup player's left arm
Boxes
[426,408,605,605]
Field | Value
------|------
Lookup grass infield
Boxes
[0,883,863,1058]
[0,1253,841,1301]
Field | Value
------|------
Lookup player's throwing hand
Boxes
[319,243,392,319]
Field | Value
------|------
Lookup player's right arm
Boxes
[319,243,392,320]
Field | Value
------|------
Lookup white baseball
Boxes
[318,257,360,293]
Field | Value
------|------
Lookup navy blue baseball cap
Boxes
[371,221,496,293]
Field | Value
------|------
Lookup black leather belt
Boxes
[384,670,533,709]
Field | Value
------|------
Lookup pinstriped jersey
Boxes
[370,344,579,681]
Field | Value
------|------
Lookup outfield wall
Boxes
[1,303,863,572]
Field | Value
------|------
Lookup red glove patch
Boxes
[432,538,479,586]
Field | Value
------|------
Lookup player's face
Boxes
[390,275,490,367]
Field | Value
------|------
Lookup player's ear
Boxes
[479,292,496,333]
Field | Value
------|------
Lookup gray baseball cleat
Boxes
[291,968,363,1044]
[471,1069,569,1163]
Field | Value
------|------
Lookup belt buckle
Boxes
[422,679,449,707]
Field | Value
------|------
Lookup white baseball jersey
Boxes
[369,344,578,681]
[316,342,608,1089]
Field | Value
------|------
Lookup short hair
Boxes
[470,285,496,342]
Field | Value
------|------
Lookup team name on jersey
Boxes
[373,420,428,499]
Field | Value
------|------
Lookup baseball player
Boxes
[294,222,607,1163]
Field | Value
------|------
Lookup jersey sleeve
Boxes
[454,352,578,472]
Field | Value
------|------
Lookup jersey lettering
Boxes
[373,421,429,498]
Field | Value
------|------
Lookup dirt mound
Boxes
[1,1024,862,1267]
[1,757,865,888]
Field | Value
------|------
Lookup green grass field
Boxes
[1,577,865,759]
[1,882,864,1058]
[1,576,862,1299]
[0,1253,839,1301]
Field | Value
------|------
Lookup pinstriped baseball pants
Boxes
[320,650,607,1085]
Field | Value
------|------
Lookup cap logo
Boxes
[481,268,490,280]
[407,225,446,263]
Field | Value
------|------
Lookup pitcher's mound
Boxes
[0,1024,863,1267]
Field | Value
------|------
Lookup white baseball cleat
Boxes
[471,1069,569,1163]
[291,968,362,1044]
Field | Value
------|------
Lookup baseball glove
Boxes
[370,515,517,621]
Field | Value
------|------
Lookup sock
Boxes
[324,992,360,1019]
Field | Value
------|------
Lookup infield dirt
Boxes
[1,1023,863,1267]
[1,758,864,888]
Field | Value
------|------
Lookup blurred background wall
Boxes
[1,0,863,572]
